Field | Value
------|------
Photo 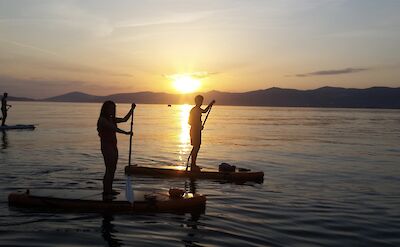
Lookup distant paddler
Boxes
[1,92,12,126]
[97,101,135,200]
[187,95,215,172]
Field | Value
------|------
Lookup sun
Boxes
[171,74,201,94]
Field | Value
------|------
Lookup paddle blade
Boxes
[125,175,134,204]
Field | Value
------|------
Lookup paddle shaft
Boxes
[202,105,212,128]
[128,107,134,166]
[186,105,213,171]
[126,106,135,204]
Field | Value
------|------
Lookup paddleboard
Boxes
[8,189,206,214]
[125,165,264,183]
[0,124,35,130]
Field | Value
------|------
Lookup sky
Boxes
[0,0,400,98]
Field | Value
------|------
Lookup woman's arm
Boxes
[116,127,132,135]
[99,117,132,135]
[116,103,136,123]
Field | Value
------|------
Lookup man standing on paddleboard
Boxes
[97,101,135,200]
[188,95,215,172]
[1,92,12,126]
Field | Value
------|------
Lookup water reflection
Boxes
[183,213,203,247]
[1,130,8,149]
[178,104,191,163]
[181,179,203,247]
[102,214,123,247]
[185,179,197,194]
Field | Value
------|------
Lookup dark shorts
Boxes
[190,127,201,147]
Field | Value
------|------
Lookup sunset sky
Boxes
[0,0,399,98]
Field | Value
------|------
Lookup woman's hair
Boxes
[99,100,116,120]
[97,101,116,134]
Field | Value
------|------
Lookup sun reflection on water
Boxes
[178,104,191,163]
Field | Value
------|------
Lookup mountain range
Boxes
[9,86,400,109]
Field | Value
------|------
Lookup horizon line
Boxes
[7,85,400,100]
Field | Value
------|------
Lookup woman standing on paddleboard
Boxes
[97,101,135,200]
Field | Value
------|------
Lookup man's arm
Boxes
[202,100,215,113]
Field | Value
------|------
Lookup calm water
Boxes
[1,102,399,246]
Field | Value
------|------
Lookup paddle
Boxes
[125,104,135,204]
[202,104,212,129]
[185,104,213,171]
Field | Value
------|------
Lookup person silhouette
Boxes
[188,95,215,172]
[1,92,12,126]
[97,101,135,200]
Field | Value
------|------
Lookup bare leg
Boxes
[190,145,200,170]
[186,147,194,171]
[1,111,6,126]
[102,144,118,195]
[189,127,201,171]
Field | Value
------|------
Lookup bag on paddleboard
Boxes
[219,163,236,172]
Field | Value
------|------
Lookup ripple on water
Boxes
[1,103,400,246]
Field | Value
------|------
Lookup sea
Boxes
[0,101,399,246]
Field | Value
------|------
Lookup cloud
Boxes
[191,71,219,79]
[0,38,59,57]
[294,67,370,77]
[0,75,128,98]
[0,54,133,78]
[114,11,214,29]
[0,1,114,37]
[164,71,218,80]
[41,62,133,78]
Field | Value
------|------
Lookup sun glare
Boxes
[177,104,191,163]
[172,74,201,94]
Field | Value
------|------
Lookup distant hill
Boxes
[44,91,100,102]
[8,96,35,101]
[38,86,400,109]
